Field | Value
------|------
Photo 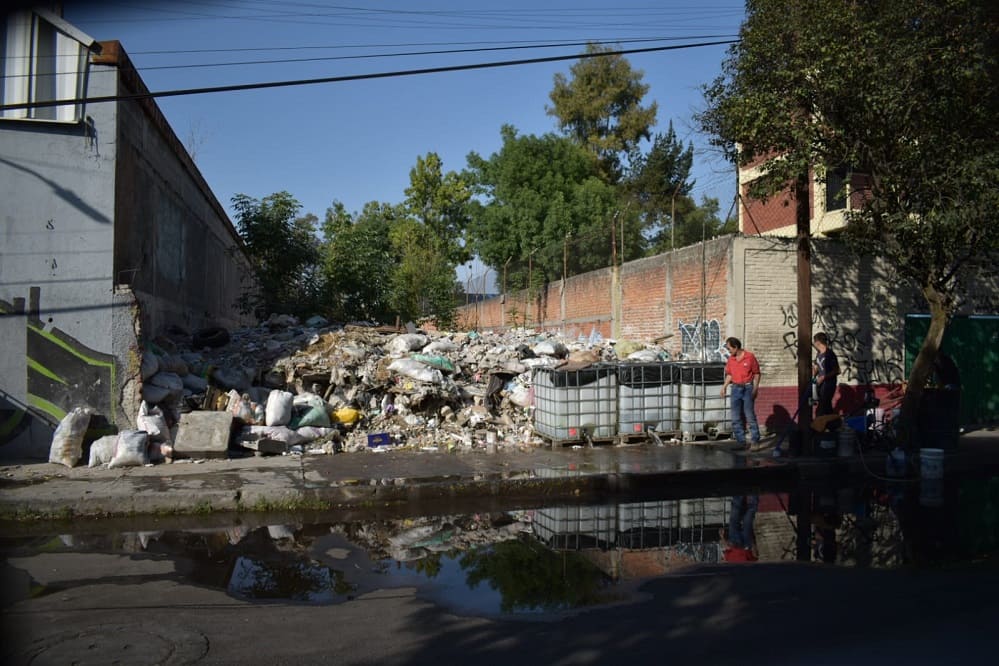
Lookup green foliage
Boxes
[320,200,399,323]
[315,154,470,327]
[700,0,999,441]
[624,121,698,250]
[466,126,629,290]
[547,43,658,182]
[388,218,459,327]
[404,152,472,266]
[647,195,731,253]
[231,191,322,319]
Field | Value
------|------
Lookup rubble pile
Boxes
[43,315,669,467]
[50,315,670,468]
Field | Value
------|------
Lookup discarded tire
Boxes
[192,326,230,349]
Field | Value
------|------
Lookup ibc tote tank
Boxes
[676,363,728,439]
[532,364,618,445]
[616,362,679,436]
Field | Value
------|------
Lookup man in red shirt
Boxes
[720,336,762,449]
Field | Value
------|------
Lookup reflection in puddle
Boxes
[3,472,998,618]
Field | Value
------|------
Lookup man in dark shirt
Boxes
[812,332,840,417]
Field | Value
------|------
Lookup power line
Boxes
[1,38,737,112]
[1,34,737,75]
[124,35,728,56]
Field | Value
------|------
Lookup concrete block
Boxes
[173,411,233,459]
[237,437,288,455]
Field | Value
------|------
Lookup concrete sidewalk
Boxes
[1,429,996,523]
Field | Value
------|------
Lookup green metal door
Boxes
[904,314,999,428]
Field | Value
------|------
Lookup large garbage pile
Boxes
[93,314,668,464]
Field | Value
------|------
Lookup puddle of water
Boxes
[3,469,998,619]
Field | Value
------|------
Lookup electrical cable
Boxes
[0,38,737,113]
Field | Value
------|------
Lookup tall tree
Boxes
[388,218,459,327]
[699,0,999,444]
[624,122,695,250]
[231,191,321,319]
[320,200,398,323]
[404,152,472,266]
[547,43,658,183]
[466,126,631,291]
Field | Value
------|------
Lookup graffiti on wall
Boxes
[678,319,725,362]
[0,289,116,447]
[779,303,904,385]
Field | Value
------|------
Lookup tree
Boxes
[388,217,459,327]
[699,0,999,445]
[547,43,658,183]
[465,126,631,291]
[403,152,472,266]
[320,200,398,323]
[624,122,695,250]
[231,191,321,319]
[653,195,732,253]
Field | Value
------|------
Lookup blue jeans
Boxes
[728,494,759,549]
[730,383,760,445]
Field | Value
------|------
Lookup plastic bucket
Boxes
[817,433,837,457]
[920,448,944,480]
[837,428,856,457]
[920,478,944,508]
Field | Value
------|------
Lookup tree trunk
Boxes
[896,284,952,449]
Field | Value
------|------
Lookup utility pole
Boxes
[671,186,679,251]
[501,256,511,329]
[795,169,813,562]
[562,233,570,332]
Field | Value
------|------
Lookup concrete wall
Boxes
[0,57,122,458]
[99,42,253,338]
[1,38,254,459]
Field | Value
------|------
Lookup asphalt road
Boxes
[2,547,997,665]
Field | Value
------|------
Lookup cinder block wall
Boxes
[456,234,985,435]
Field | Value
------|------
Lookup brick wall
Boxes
[455,234,998,434]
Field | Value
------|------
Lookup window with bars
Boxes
[1,10,95,123]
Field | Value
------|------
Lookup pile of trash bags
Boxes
[52,314,671,466]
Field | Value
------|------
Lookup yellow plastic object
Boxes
[334,407,362,425]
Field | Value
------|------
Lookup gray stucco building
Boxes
[1,8,254,458]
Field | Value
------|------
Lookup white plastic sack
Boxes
[294,426,339,441]
[240,425,306,446]
[48,407,93,467]
[507,385,532,408]
[532,340,568,358]
[626,349,661,363]
[88,434,117,468]
[108,430,150,469]
[424,339,459,353]
[386,333,429,354]
[388,358,443,384]
[265,390,294,426]
[136,401,172,443]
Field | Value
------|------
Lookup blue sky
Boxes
[60,0,745,285]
